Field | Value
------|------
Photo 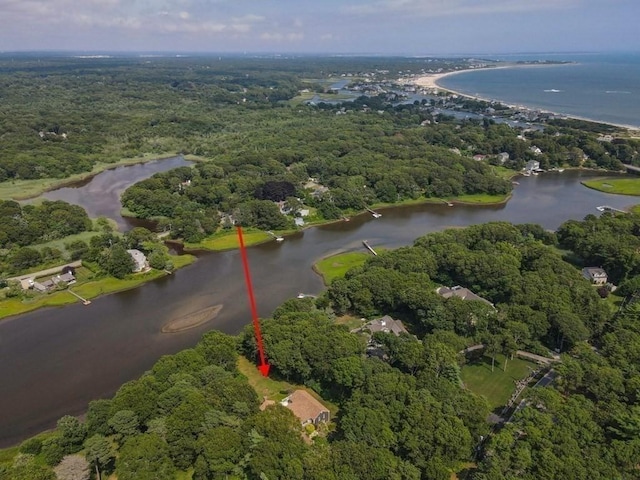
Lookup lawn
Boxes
[237,356,339,416]
[631,204,640,214]
[582,176,640,196]
[452,193,511,205]
[32,229,104,255]
[335,314,366,331]
[0,254,196,321]
[0,430,57,467]
[313,251,371,285]
[184,229,274,251]
[72,254,195,298]
[461,354,537,410]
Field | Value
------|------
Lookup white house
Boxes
[526,160,540,172]
[582,267,608,285]
[127,249,149,272]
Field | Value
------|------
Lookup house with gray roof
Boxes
[436,285,495,308]
[582,267,607,285]
[361,315,409,336]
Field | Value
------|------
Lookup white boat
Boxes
[372,212,382,218]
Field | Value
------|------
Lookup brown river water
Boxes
[0,158,635,446]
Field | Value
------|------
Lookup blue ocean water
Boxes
[438,53,640,128]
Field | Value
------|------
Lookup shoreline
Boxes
[0,253,196,322]
[3,153,204,202]
[408,65,640,133]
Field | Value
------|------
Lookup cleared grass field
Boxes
[582,177,640,196]
[237,356,338,416]
[0,254,196,321]
[184,229,274,251]
[461,354,536,410]
[313,251,370,285]
[452,193,511,204]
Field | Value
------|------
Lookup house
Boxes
[358,315,409,336]
[32,282,48,292]
[33,279,55,292]
[127,249,149,273]
[525,160,540,172]
[280,390,330,427]
[473,154,488,162]
[497,152,510,164]
[20,278,35,290]
[582,267,608,285]
[52,272,76,285]
[436,285,495,308]
[529,146,542,155]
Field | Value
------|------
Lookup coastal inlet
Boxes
[0,163,635,448]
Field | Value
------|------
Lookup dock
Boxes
[267,231,284,242]
[69,290,91,306]
[362,240,378,256]
[623,164,640,175]
[596,205,626,214]
[365,207,382,218]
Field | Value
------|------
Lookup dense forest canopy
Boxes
[2,55,640,479]
[0,200,91,248]
[1,54,637,188]
[0,55,484,182]
[4,217,639,480]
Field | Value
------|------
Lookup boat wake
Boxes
[544,89,562,93]
[605,90,631,94]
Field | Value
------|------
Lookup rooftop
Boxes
[281,390,329,424]
[437,285,494,307]
[362,315,409,336]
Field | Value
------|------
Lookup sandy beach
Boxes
[408,67,640,134]
[410,66,511,100]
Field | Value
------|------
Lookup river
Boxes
[0,161,636,447]
[39,156,193,231]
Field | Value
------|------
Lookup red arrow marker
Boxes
[236,226,270,377]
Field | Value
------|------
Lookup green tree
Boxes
[115,434,176,480]
[103,244,135,279]
[108,410,140,444]
[84,434,115,480]
[56,415,87,454]
[41,437,65,467]
[86,399,112,436]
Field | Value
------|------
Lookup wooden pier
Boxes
[267,231,284,242]
[596,205,627,214]
[69,290,91,306]
[362,240,378,256]
[365,207,382,218]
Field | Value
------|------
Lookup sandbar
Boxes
[161,304,223,333]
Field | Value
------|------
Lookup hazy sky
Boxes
[1,0,638,54]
